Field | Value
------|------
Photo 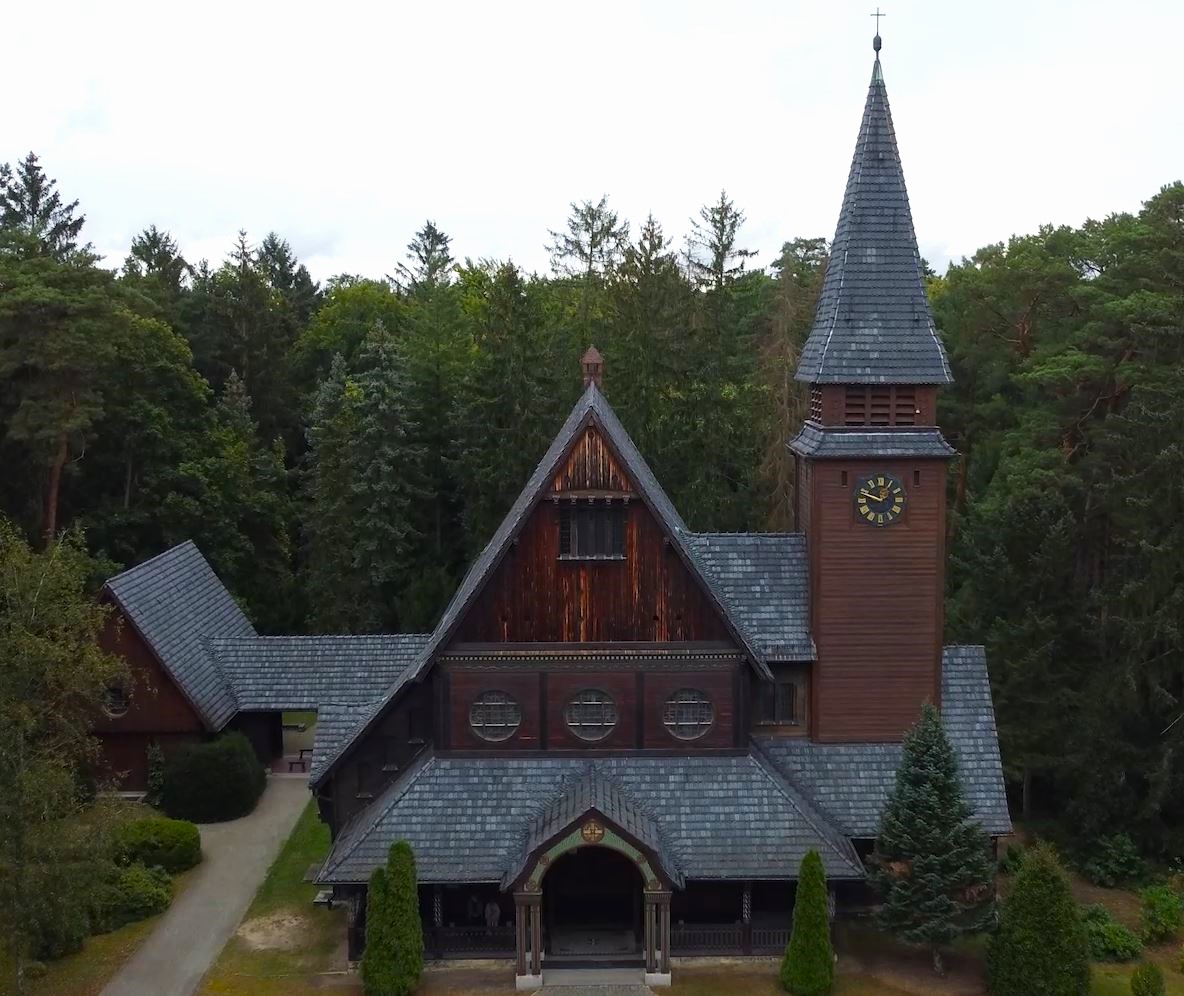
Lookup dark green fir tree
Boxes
[987,843,1089,996]
[871,703,995,975]
[780,849,833,995]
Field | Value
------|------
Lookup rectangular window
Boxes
[757,671,809,727]
[809,387,823,423]
[559,504,625,559]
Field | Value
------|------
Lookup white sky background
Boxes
[7,0,1182,282]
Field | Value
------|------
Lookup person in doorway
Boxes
[484,898,501,930]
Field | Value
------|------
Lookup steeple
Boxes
[795,43,952,385]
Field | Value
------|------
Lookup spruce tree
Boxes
[386,840,424,995]
[871,703,995,974]
[0,152,89,258]
[987,843,1089,996]
[780,849,834,995]
[361,865,397,996]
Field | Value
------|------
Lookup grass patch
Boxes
[282,710,316,729]
[0,867,201,996]
[197,801,347,996]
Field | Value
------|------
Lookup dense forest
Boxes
[1,153,1182,856]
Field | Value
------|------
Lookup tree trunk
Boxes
[1022,767,1033,822]
[932,947,945,976]
[42,432,68,547]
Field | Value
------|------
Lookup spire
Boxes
[795,48,952,386]
[581,345,604,389]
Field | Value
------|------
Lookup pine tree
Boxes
[361,865,397,996]
[987,843,1090,996]
[780,850,834,995]
[871,703,995,974]
[387,840,424,995]
[0,152,88,259]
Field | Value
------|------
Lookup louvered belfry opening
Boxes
[841,385,919,427]
[809,387,824,423]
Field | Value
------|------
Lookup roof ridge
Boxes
[317,749,436,881]
[748,741,864,876]
[103,539,198,587]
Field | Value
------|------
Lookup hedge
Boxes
[90,863,172,934]
[161,731,266,822]
[113,817,201,873]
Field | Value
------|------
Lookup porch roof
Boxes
[316,752,865,888]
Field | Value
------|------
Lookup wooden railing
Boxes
[430,925,516,957]
[751,926,790,952]
[670,922,743,953]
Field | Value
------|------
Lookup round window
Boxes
[469,691,522,742]
[103,685,130,719]
[662,688,713,740]
[564,689,618,742]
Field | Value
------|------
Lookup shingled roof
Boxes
[208,634,430,711]
[504,766,683,888]
[756,645,1011,837]
[686,533,814,660]
[104,541,252,730]
[316,753,865,887]
[796,52,953,386]
[787,425,955,460]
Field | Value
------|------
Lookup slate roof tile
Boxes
[209,634,430,711]
[317,754,866,886]
[685,533,814,660]
[787,424,956,459]
[796,57,953,386]
[757,645,1011,837]
[104,541,252,729]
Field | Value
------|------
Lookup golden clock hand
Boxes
[859,490,881,501]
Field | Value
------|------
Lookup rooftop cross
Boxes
[871,7,885,53]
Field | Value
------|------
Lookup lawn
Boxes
[197,800,349,996]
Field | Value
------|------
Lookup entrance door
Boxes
[544,846,642,959]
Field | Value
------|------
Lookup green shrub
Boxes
[998,843,1025,875]
[91,863,172,932]
[1081,904,1142,962]
[987,843,1090,996]
[1130,962,1165,996]
[113,817,201,873]
[780,850,833,995]
[1080,833,1145,888]
[161,732,266,823]
[1139,885,1183,943]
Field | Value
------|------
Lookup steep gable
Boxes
[104,541,253,730]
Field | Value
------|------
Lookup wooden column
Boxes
[530,898,542,975]
[514,893,529,977]
[741,881,753,954]
[659,897,671,974]
[644,893,657,973]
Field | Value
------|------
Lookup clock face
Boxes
[854,472,907,526]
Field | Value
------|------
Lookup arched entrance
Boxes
[544,845,642,959]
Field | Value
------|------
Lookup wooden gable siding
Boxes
[808,458,946,742]
[93,608,206,789]
[94,609,205,735]
[455,426,733,644]
[551,424,630,492]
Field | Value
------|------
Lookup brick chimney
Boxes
[581,345,604,389]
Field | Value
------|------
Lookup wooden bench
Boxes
[299,747,313,760]
[288,758,307,772]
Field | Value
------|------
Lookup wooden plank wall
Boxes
[456,427,732,644]
[808,458,946,742]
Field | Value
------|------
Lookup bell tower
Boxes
[791,34,955,743]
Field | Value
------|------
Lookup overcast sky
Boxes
[8,0,1181,282]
